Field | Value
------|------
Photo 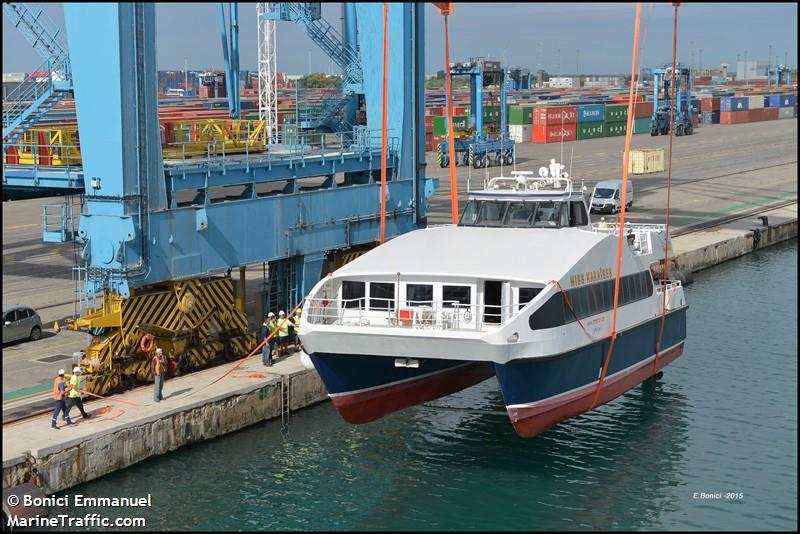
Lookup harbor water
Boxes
[57,240,797,531]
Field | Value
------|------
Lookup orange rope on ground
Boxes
[591,2,642,410]
[653,3,680,374]
[443,15,459,224]
[379,2,389,243]
[81,389,147,408]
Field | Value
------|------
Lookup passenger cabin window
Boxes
[519,287,542,310]
[443,285,471,308]
[369,282,395,311]
[342,281,365,309]
[406,284,433,306]
[529,271,654,330]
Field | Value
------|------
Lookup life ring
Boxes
[139,333,155,353]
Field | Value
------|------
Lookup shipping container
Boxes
[747,108,779,122]
[633,102,653,118]
[768,94,797,107]
[700,97,721,112]
[605,105,628,122]
[628,149,664,174]
[509,124,532,143]
[508,105,534,125]
[604,121,627,137]
[701,111,721,124]
[747,95,765,110]
[778,107,794,119]
[532,123,577,143]
[719,110,748,124]
[633,117,650,134]
[576,122,605,140]
[577,104,605,123]
[719,97,748,112]
[432,115,469,135]
[532,106,577,126]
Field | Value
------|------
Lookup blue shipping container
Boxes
[720,96,749,112]
[701,111,720,124]
[577,104,605,123]
[768,94,797,107]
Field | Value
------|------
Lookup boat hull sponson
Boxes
[309,353,496,424]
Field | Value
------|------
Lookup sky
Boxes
[3,3,797,75]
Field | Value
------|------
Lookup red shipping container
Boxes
[701,97,721,112]
[748,108,779,122]
[532,106,577,126]
[719,111,749,124]
[532,123,577,143]
[429,107,445,116]
[633,102,653,118]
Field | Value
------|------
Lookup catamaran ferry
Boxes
[299,160,687,437]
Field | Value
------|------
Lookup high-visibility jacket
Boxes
[68,374,81,399]
[53,376,66,401]
[292,314,301,329]
[268,320,278,335]
[277,318,289,338]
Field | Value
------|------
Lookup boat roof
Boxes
[334,225,607,283]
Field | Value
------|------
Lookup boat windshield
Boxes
[459,199,576,228]
[593,188,615,199]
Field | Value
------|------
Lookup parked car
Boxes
[2,305,43,344]
[589,179,634,214]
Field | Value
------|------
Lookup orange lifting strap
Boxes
[590,2,642,410]
[442,11,459,224]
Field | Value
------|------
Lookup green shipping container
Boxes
[432,115,469,135]
[576,122,605,140]
[604,121,627,137]
[605,105,628,122]
[508,105,534,125]
[633,117,650,134]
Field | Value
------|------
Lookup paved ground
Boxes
[2,118,797,418]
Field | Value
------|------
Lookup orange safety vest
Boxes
[53,376,65,400]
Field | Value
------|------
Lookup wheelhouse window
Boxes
[459,200,479,225]
[532,201,563,227]
[406,284,433,306]
[442,285,471,308]
[342,281,365,309]
[518,287,542,310]
[476,201,508,227]
[369,282,395,311]
[569,201,589,227]
[503,202,535,227]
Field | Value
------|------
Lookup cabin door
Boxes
[484,280,503,324]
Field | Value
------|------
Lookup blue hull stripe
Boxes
[495,308,687,406]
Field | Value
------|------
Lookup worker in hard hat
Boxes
[289,308,303,353]
[51,369,73,429]
[152,347,166,402]
[66,367,92,420]
[276,310,290,359]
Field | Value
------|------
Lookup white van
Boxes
[589,179,634,214]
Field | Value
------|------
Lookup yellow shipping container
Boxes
[628,148,665,174]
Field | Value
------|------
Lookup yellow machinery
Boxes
[68,276,256,396]
[3,126,82,166]
[161,119,267,159]
[3,119,268,166]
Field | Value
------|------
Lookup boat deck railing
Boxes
[654,280,686,310]
[591,221,668,256]
[304,297,527,332]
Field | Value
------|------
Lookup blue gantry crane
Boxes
[2,2,435,394]
[437,57,515,168]
[651,64,694,136]
[767,64,792,88]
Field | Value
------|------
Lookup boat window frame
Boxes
[369,282,396,311]
[341,280,366,309]
[502,201,538,228]
[531,200,564,228]
[406,283,434,307]
[475,200,509,227]
[442,284,472,309]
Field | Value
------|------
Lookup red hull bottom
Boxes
[508,344,684,438]
[330,362,496,424]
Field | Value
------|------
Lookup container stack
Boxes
[532,106,577,143]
